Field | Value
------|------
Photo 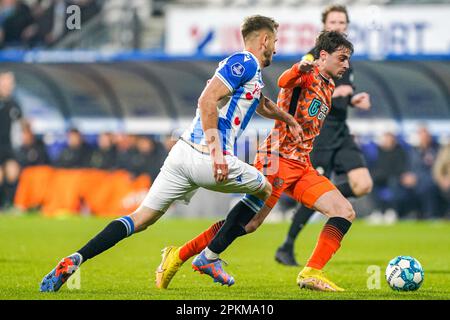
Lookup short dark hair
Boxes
[68,127,81,135]
[241,15,279,41]
[315,30,353,56]
[322,4,349,24]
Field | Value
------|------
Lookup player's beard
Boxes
[262,48,272,67]
[334,68,347,79]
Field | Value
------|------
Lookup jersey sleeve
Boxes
[278,63,314,89]
[215,53,258,92]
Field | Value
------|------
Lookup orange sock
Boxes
[178,220,225,262]
[306,218,351,270]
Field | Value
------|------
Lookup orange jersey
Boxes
[257,63,335,163]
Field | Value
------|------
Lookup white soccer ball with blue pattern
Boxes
[385,256,424,291]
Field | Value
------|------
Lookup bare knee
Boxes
[349,170,373,197]
[339,201,356,221]
[327,199,356,222]
[351,178,373,197]
[254,181,272,201]
[129,206,164,232]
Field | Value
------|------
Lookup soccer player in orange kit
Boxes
[275,4,373,268]
[157,30,355,292]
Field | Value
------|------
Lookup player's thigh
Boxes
[288,168,335,208]
[199,156,269,199]
[312,189,355,221]
[141,141,198,216]
[254,157,295,209]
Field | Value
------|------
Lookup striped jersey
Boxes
[256,64,335,163]
[182,51,264,154]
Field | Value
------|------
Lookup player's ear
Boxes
[261,32,269,47]
[319,49,328,62]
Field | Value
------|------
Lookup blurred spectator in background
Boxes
[0,72,22,160]
[0,0,33,48]
[0,71,23,208]
[22,0,102,47]
[16,122,50,167]
[432,142,450,218]
[89,132,116,170]
[128,135,167,180]
[368,132,412,223]
[408,126,442,219]
[113,132,137,171]
[22,0,68,47]
[163,134,177,153]
[55,128,92,168]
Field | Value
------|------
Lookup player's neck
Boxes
[317,63,332,80]
[244,46,264,69]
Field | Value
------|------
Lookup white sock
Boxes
[204,247,219,260]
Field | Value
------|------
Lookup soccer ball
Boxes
[385,256,424,291]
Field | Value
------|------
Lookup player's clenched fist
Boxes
[351,92,371,110]
[298,59,316,73]
[211,150,229,183]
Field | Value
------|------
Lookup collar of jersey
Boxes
[242,50,260,70]
[316,68,335,86]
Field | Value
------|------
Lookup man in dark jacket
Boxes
[370,132,412,218]
[16,123,50,167]
[0,72,24,208]
[56,128,92,168]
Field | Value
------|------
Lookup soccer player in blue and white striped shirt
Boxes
[40,15,301,292]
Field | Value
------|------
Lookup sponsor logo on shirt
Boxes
[308,98,329,121]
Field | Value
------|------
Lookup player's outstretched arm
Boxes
[256,95,302,143]
[351,92,371,110]
[278,60,315,89]
[198,76,232,182]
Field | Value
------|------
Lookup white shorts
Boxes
[141,139,266,212]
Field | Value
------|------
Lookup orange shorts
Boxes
[254,156,336,209]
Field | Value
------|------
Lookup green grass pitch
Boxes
[0,214,449,300]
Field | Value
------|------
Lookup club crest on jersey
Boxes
[308,98,329,121]
[273,177,284,189]
[231,63,245,77]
